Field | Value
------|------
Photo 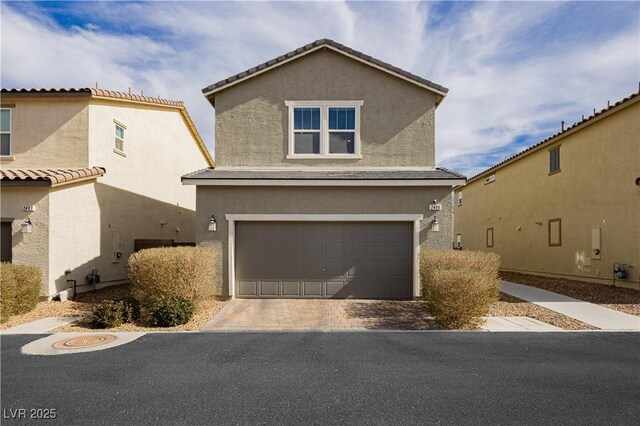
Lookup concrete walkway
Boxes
[1,317,82,334]
[501,281,640,331]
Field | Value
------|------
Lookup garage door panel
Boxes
[238,281,258,296]
[325,261,346,278]
[325,223,344,240]
[370,262,391,278]
[302,241,324,258]
[236,222,412,299]
[347,242,369,257]
[301,223,325,240]
[326,242,344,258]
[371,242,391,257]
[347,262,369,277]
[260,281,279,296]
[282,281,302,296]
[326,281,345,296]
[348,223,371,241]
[303,281,323,296]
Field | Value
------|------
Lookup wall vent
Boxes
[484,175,496,184]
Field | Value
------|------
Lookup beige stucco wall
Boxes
[1,97,211,296]
[214,49,437,168]
[453,98,640,289]
[0,188,51,295]
[0,98,89,168]
[88,100,206,210]
[195,186,453,296]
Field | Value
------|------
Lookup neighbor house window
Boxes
[114,121,126,153]
[549,146,560,174]
[548,218,561,246]
[286,100,362,158]
[457,191,463,206]
[455,234,462,250]
[1,109,11,156]
[486,228,494,248]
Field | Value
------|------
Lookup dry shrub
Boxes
[128,246,222,309]
[424,269,500,329]
[0,263,41,323]
[420,250,500,285]
[420,250,500,328]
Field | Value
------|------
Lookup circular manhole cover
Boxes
[52,334,117,349]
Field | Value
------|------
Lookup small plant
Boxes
[120,298,141,323]
[91,300,125,329]
[152,297,195,327]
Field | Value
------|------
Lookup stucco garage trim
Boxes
[225,214,424,299]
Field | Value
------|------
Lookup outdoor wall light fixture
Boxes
[208,215,217,232]
[21,218,33,234]
[431,216,440,232]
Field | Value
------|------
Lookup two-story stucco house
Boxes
[0,88,213,298]
[453,92,639,290]
[183,39,465,299]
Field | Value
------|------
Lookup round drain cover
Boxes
[52,334,117,349]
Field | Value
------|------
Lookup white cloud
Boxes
[1,1,638,175]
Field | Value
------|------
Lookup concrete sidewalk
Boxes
[1,317,81,334]
[501,281,640,331]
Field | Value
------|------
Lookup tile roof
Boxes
[202,39,448,100]
[1,88,214,167]
[182,168,466,181]
[1,88,184,107]
[0,167,106,187]
[466,91,640,184]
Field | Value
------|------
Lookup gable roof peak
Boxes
[202,39,448,103]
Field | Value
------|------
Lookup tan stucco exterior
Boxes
[214,49,437,168]
[0,99,89,168]
[196,186,453,296]
[1,93,211,296]
[454,95,640,289]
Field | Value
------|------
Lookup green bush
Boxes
[152,297,195,327]
[128,245,222,310]
[0,263,41,323]
[91,298,141,328]
[92,300,125,329]
[423,269,500,329]
[420,250,501,329]
[120,298,141,323]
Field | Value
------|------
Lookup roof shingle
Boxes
[182,168,465,181]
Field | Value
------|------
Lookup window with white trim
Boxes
[1,109,11,156]
[286,101,362,158]
[457,191,463,206]
[114,122,125,153]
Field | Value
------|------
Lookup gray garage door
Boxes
[236,222,413,299]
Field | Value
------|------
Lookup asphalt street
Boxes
[1,332,639,425]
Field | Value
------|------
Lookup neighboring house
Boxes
[0,88,213,297]
[454,92,640,290]
[183,39,465,299]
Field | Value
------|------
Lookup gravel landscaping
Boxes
[488,292,596,330]
[0,285,227,333]
[501,271,640,317]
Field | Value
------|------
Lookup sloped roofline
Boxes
[464,91,640,186]
[201,39,449,106]
[1,88,214,166]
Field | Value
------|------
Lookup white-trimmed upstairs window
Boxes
[286,100,362,159]
[114,121,126,154]
[1,109,11,156]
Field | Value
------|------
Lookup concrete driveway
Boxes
[202,299,437,331]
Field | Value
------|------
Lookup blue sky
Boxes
[2,1,638,177]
